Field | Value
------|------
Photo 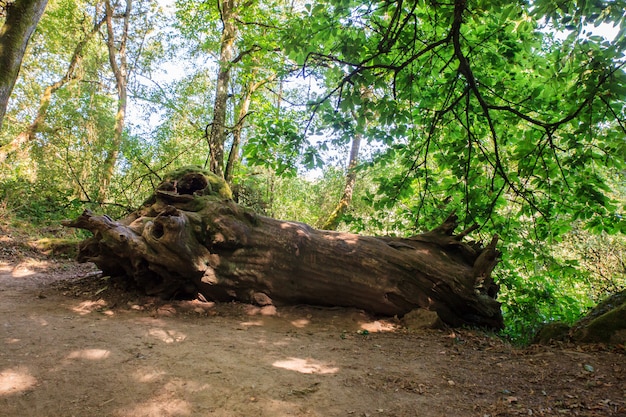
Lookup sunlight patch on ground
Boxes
[0,367,37,395]
[244,304,278,316]
[115,398,192,417]
[272,357,339,374]
[147,328,187,343]
[5,266,35,278]
[0,259,53,278]
[71,299,108,315]
[359,320,397,333]
[115,379,208,416]
[238,319,264,327]
[290,318,310,328]
[66,348,111,360]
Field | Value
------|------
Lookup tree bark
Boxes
[224,73,276,184]
[64,167,503,329]
[208,0,237,178]
[322,88,373,230]
[99,0,131,201]
[0,0,49,131]
[321,131,361,230]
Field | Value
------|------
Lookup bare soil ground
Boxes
[0,232,624,417]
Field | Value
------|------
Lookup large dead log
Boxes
[63,166,504,329]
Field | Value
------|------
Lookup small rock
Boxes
[252,292,273,306]
[402,308,445,331]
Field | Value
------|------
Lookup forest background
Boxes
[0,0,625,343]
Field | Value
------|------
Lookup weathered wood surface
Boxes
[64,167,504,329]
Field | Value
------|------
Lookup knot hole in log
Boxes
[178,173,208,195]
[152,222,164,239]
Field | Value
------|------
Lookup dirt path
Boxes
[0,253,624,416]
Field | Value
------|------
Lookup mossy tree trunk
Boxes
[64,167,504,329]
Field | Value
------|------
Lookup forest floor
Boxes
[0,230,625,417]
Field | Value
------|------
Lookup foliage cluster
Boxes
[1,0,625,342]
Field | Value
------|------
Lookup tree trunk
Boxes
[99,0,131,201]
[224,78,255,184]
[322,89,373,230]
[0,0,49,131]
[321,131,361,230]
[63,167,503,329]
[208,0,237,178]
[224,74,276,184]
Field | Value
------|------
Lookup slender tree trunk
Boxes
[99,0,131,201]
[224,85,252,184]
[322,94,373,230]
[0,0,49,131]
[208,0,237,178]
[0,16,105,162]
[224,74,276,184]
[321,131,362,230]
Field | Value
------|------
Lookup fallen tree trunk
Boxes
[63,167,503,329]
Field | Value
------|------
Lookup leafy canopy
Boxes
[283,0,625,235]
